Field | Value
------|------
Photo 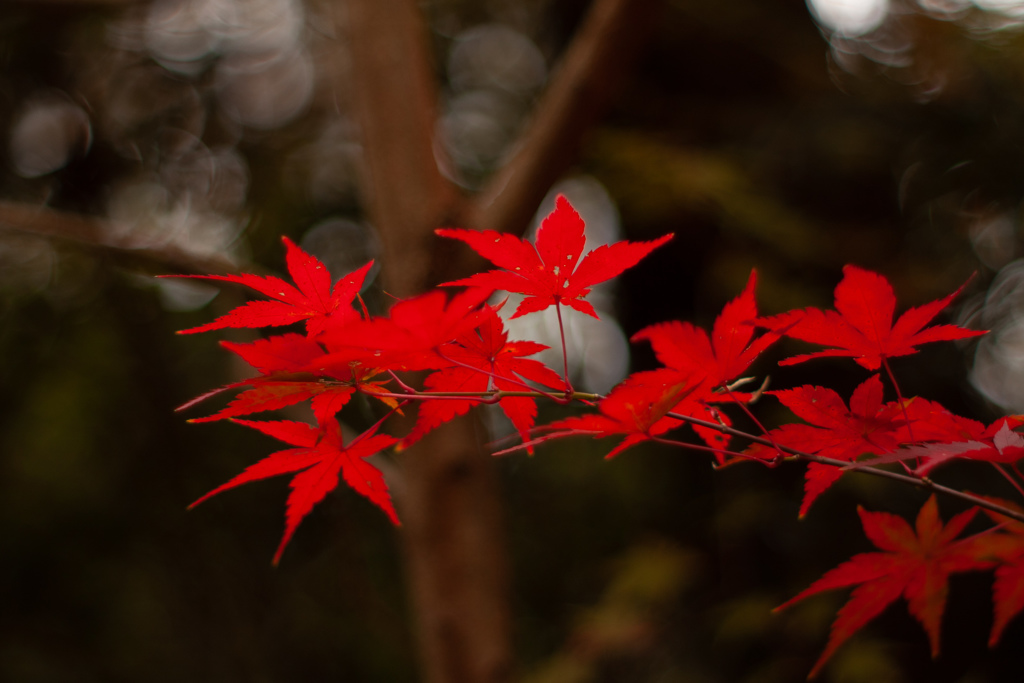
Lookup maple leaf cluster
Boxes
[170,196,669,564]
[172,195,1024,677]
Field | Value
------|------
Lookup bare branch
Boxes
[465,0,662,242]
[342,3,512,682]
[0,200,240,274]
[343,0,459,297]
[667,410,1024,525]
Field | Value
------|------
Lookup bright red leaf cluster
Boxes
[172,195,1024,677]
[172,195,671,564]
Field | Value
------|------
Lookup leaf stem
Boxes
[387,369,419,394]
[721,382,785,455]
[356,293,371,319]
[882,356,916,445]
[992,462,1024,500]
[348,400,408,445]
[435,348,571,404]
[649,435,771,466]
[555,301,574,398]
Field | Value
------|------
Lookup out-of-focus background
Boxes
[3,0,1024,681]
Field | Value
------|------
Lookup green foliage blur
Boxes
[3,0,1024,680]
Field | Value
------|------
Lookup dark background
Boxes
[3,0,1024,680]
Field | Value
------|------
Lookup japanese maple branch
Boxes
[371,378,1024,522]
[666,410,1024,525]
[377,379,1024,522]
[367,389,600,404]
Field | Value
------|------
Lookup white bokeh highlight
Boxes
[807,0,890,35]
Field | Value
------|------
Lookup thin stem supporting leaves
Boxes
[555,301,574,399]
[664,410,1024,525]
[435,348,571,404]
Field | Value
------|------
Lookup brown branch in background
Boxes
[344,1,662,681]
[0,200,240,275]
[344,0,459,299]
[462,0,661,247]
[343,2,511,683]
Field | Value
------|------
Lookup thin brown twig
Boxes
[368,389,600,403]
[665,410,1024,525]
[370,377,1024,525]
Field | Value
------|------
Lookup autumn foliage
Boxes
[171,196,1024,678]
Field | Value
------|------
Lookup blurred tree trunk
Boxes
[343,0,659,681]
[346,3,511,682]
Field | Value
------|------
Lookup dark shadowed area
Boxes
[3,0,1024,681]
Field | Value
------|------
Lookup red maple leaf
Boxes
[222,333,327,373]
[177,333,391,425]
[745,375,909,516]
[189,382,356,425]
[169,237,371,336]
[313,288,491,373]
[401,307,566,450]
[633,270,774,386]
[190,418,398,564]
[758,265,984,370]
[632,270,778,457]
[175,334,332,416]
[437,195,673,319]
[895,397,988,443]
[775,495,995,679]
[507,369,698,459]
